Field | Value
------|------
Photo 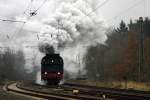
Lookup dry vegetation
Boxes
[68,80,150,91]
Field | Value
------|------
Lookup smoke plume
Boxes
[38,0,107,78]
[38,43,55,54]
[0,0,107,83]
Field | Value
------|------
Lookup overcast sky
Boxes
[0,0,150,45]
[99,0,150,26]
[0,0,149,27]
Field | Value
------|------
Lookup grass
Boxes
[67,80,150,91]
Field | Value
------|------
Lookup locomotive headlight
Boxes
[57,72,61,75]
[44,72,48,75]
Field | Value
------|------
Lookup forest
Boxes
[85,17,150,82]
[0,48,36,82]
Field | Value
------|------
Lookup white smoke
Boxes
[0,0,107,83]
[36,71,46,85]
[38,0,107,78]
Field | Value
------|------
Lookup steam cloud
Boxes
[0,0,107,83]
[38,0,107,78]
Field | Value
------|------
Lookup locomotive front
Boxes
[41,54,63,84]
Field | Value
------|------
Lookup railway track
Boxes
[5,81,149,100]
[62,83,150,100]
[5,82,108,100]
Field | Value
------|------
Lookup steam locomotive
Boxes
[41,54,63,84]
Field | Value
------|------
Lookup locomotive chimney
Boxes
[46,53,60,57]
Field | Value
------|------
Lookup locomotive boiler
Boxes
[41,54,63,84]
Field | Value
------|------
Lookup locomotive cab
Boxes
[41,54,63,84]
